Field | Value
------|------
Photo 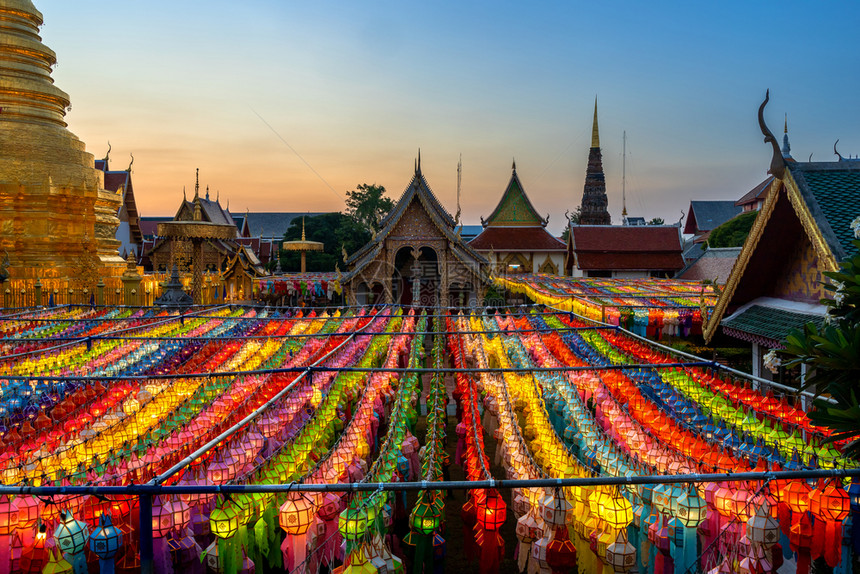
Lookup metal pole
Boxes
[139,493,153,574]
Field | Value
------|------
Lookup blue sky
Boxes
[39,0,860,233]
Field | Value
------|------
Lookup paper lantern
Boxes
[20,525,49,573]
[605,530,636,572]
[476,490,507,531]
[713,483,735,517]
[598,488,633,530]
[540,489,571,527]
[53,512,88,556]
[782,480,810,514]
[15,497,39,531]
[819,482,850,522]
[209,501,240,539]
[409,498,439,536]
[166,497,191,531]
[746,501,779,550]
[279,492,315,536]
[338,507,368,541]
[150,497,174,538]
[675,486,706,528]
[89,512,123,558]
[0,495,20,535]
[545,525,577,572]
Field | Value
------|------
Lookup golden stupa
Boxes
[0,0,124,281]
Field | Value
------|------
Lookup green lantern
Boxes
[209,500,240,539]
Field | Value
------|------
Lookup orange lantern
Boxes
[279,492,315,536]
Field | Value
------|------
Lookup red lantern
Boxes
[476,490,506,531]
[546,525,577,572]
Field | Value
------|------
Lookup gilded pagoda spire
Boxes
[0,0,124,280]
[591,96,600,148]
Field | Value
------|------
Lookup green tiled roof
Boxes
[722,304,825,346]
[790,163,860,261]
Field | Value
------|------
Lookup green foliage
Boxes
[707,211,757,248]
[345,183,394,231]
[783,237,860,457]
[278,213,371,272]
[647,217,665,225]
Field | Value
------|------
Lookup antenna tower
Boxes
[622,131,628,225]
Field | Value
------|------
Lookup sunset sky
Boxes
[40,0,859,234]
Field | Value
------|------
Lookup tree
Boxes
[782,222,860,458]
[647,217,665,225]
[345,183,394,231]
[707,211,757,248]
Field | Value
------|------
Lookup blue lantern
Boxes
[89,513,123,574]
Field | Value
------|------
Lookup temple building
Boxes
[578,99,611,225]
[144,172,264,277]
[704,96,860,378]
[565,224,685,278]
[0,0,124,281]
[343,156,489,306]
[94,148,143,259]
[683,201,742,243]
[469,161,566,274]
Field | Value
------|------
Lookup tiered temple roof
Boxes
[469,162,565,254]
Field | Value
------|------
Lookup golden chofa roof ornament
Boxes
[0,0,125,281]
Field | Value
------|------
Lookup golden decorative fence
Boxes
[1,272,226,309]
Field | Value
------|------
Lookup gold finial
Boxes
[591,96,600,148]
[301,216,306,241]
[784,113,788,134]
[512,158,516,172]
[194,168,199,200]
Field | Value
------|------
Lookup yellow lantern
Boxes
[598,488,633,531]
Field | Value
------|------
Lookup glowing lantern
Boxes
[40,548,73,574]
[209,501,240,539]
[713,483,735,517]
[675,486,706,528]
[0,495,21,535]
[476,490,507,531]
[20,525,49,573]
[89,512,123,574]
[783,480,811,514]
[819,481,850,523]
[410,495,440,536]
[53,512,88,559]
[15,497,39,531]
[279,492,315,536]
[166,497,191,531]
[597,488,633,531]
[150,497,174,538]
[338,507,368,541]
